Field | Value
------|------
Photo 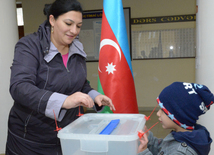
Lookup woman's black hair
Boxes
[43,0,83,25]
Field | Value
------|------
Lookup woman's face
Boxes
[50,11,82,46]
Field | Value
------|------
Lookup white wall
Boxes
[0,0,18,153]
[196,0,214,154]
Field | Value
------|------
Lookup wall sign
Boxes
[131,14,196,25]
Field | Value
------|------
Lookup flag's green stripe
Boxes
[97,75,104,95]
[97,75,113,113]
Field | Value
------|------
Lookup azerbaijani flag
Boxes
[98,0,139,113]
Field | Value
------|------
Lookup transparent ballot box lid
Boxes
[58,113,146,155]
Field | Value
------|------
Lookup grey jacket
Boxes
[138,131,197,155]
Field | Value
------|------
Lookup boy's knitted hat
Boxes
[157,82,214,130]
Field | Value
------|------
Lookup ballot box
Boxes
[58,113,146,155]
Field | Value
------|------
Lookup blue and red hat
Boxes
[157,82,214,130]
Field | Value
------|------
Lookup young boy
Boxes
[138,82,213,155]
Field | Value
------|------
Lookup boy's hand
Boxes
[143,125,149,137]
[138,130,149,153]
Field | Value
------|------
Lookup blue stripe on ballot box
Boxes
[99,119,120,135]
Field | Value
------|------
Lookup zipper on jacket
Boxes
[65,56,70,72]
[65,67,70,72]
[24,111,33,138]
[61,54,70,72]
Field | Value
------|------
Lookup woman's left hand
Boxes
[94,94,116,111]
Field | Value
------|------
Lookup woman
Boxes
[6,0,115,154]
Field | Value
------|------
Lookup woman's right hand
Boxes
[62,92,94,109]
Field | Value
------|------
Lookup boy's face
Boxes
[157,109,178,130]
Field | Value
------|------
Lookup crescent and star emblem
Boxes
[98,39,121,74]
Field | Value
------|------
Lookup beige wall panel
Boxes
[86,59,195,110]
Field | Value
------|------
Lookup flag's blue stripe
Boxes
[103,0,134,77]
